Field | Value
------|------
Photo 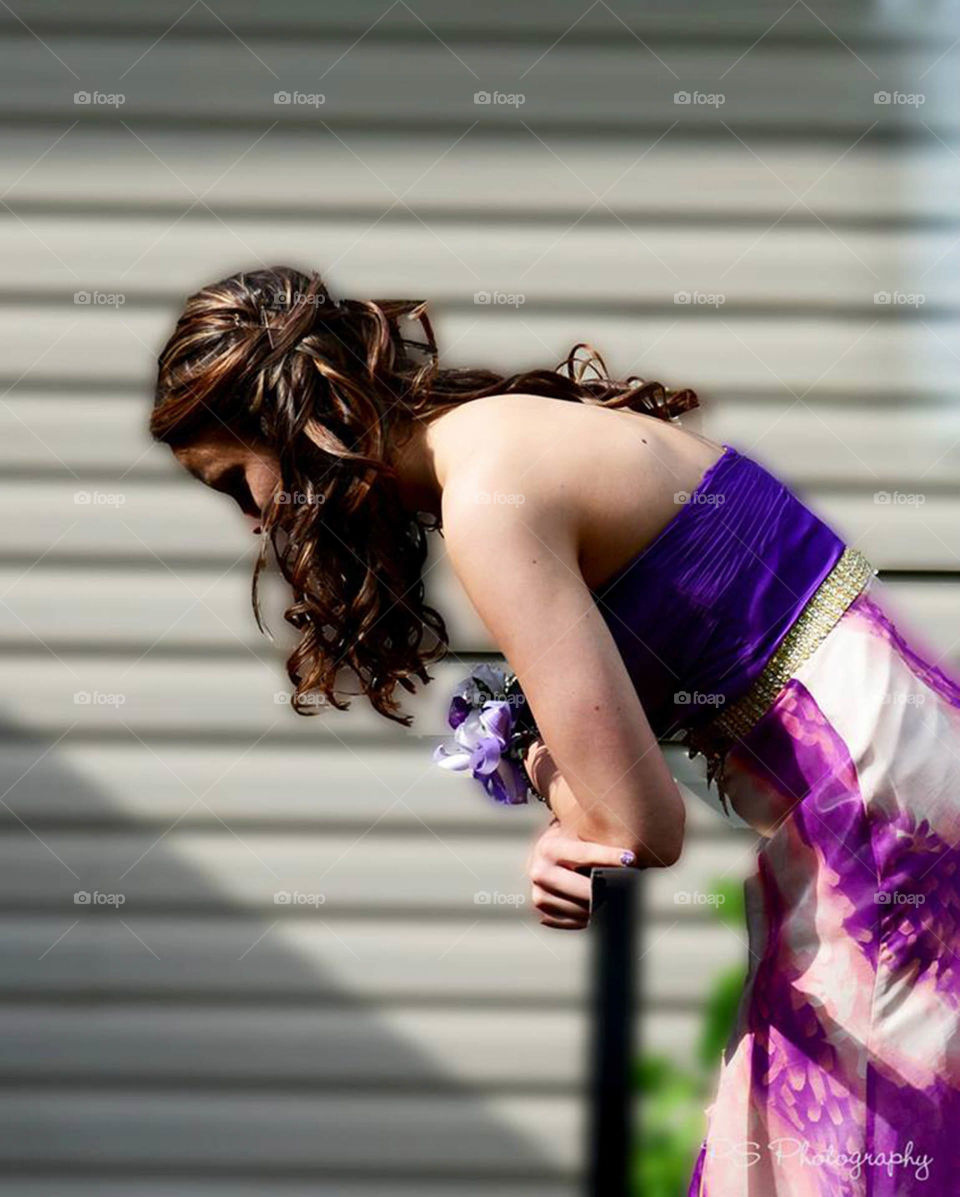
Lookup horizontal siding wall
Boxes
[1,2,958,1193]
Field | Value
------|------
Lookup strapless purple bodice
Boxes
[589,443,845,739]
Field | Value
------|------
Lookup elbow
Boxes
[586,793,686,869]
[654,795,686,867]
[647,783,686,867]
[627,790,679,866]
[626,821,683,869]
[648,821,684,868]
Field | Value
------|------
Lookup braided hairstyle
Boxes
[151,265,698,725]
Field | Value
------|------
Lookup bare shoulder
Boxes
[429,392,560,463]
[434,402,588,661]
[431,391,590,505]
[430,391,724,593]
[433,392,638,594]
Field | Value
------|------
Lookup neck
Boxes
[388,416,444,518]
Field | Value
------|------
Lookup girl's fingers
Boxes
[527,827,639,932]
[535,864,592,906]
[547,837,637,870]
[530,885,589,921]
[537,913,589,930]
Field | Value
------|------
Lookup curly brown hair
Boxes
[151,265,699,726]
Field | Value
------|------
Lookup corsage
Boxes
[432,663,543,806]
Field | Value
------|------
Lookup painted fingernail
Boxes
[620,850,636,867]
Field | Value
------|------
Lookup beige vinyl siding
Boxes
[0,2,957,1191]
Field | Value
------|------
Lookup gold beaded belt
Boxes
[680,545,877,809]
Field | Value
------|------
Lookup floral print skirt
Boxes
[689,582,960,1196]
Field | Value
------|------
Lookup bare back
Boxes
[426,392,725,592]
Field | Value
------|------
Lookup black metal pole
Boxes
[586,866,639,1197]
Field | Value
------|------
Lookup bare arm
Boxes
[441,476,685,867]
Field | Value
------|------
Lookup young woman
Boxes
[152,265,960,1196]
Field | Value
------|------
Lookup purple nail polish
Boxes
[620,850,636,867]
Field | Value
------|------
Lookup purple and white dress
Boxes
[586,443,960,1196]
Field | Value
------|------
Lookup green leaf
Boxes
[697,967,745,1070]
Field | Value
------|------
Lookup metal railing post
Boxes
[585,866,639,1197]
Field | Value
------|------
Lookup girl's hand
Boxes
[525,818,636,930]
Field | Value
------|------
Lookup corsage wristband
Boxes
[432,663,543,806]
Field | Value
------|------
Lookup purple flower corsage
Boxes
[432,663,541,806]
